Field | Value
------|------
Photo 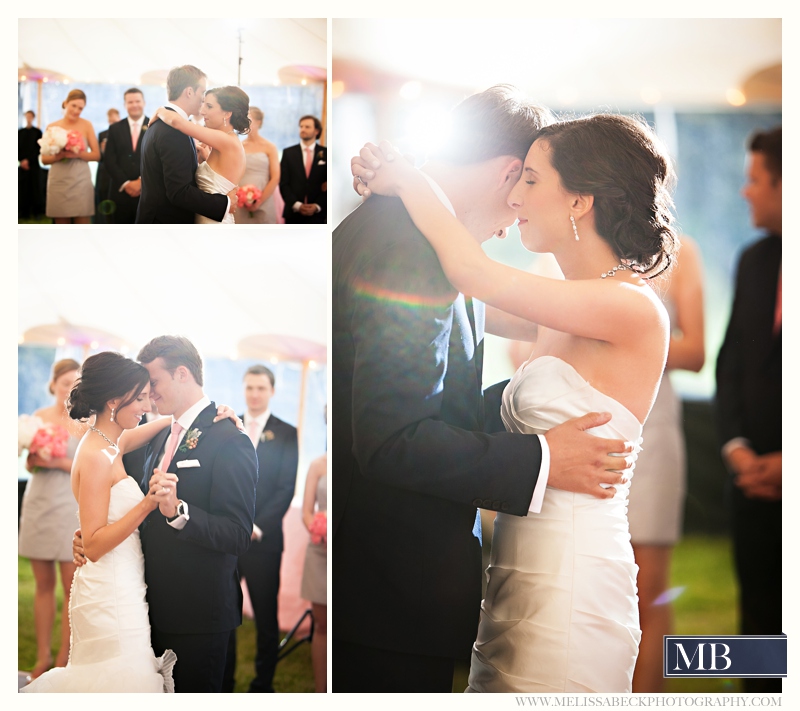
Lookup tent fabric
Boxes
[18,231,327,362]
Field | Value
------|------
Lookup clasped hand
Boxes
[351,140,416,201]
[148,469,180,517]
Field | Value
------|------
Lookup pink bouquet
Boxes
[310,511,327,546]
[236,184,262,217]
[64,130,85,154]
[29,424,70,463]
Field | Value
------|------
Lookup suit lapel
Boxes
[168,403,216,472]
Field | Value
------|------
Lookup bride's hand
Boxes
[214,404,245,432]
[351,141,416,202]
[197,141,211,163]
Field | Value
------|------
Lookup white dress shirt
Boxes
[162,394,210,530]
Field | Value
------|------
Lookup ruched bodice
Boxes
[21,477,175,693]
[467,356,642,693]
[195,161,236,224]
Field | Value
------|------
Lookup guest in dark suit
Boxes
[136,65,230,224]
[224,365,299,692]
[332,86,633,692]
[94,108,120,222]
[715,126,781,693]
[104,90,149,224]
[279,115,326,224]
[136,336,258,693]
[18,110,43,220]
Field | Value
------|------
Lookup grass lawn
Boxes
[665,535,741,693]
[18,556,314,692]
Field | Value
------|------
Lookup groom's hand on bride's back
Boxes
[72,529,87,567]
[544,412,635,499]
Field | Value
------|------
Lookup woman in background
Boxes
[629,236,705,692]
[41,89,99,223]
[19,359,86,678]
[234,106,280,224]
[300,451,327,692]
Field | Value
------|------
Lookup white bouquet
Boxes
[38,126,69,156]
[18,414,44,456]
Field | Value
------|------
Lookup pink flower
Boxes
[64,130,85,154]
[236,184,262,216]
[310,511,327,546]
[29,424,70,462]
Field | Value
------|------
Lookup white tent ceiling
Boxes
[18,232,328,363]
[19,18,327,87]
[333,18,781,108]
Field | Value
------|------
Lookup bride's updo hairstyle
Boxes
[67,352,150,422]
[63,89,87,108]
[206,86,251,135]
[535,114,678,278]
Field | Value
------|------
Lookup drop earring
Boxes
[110,407,115,423]
[224,116,227,127]
[570,215,580,241]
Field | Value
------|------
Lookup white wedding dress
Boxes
[467,356,643,693]
[195,161,236,224]
[21,477,176,693]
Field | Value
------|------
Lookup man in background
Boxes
[279,115,326,224]
[225,365,298,692]
[715,125,781,693]
[104,89,149,223]
[19,110,43,220]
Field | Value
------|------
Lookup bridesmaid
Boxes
[41,89,100,224]
[19,359,88,678]
[300,452,327,693]
[234,106,280,224]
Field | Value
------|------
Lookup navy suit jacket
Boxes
[715,234,781,457]
[332,195,542,659]
[137,403,258,634]
[279,143,326,222]
[135,108,227,223]
[242,413,298,554]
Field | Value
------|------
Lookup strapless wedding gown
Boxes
[21,477,175,693]
[195,161,236,224]
[467,356,643,693]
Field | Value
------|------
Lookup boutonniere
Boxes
[260,429,276,443]
[140,123,148,133]
[316,150,325,160]
[178,428,202,452]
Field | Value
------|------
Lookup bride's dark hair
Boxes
[206,86,251,135]
[67,352,150,421]
[535,114,678,278]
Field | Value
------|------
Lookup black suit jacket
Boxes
[241,413,298,554]
[137,403,258,634]
[279,143,326,223]
[135,108,228,223]
[332,196,542,659]
[103,116,149,223]
[715,234,782,456]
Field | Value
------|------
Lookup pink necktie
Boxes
[131,123,139,151]
[161,422,184,471]
[774,268,781,335]
[248,419,261,447]
[304,146,312,178]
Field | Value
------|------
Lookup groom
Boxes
[135,65,233,223]
[333,86,633,692]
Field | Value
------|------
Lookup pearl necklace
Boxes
[90,425,119,449]
[600,264,629,279]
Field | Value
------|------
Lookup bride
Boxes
[21,352,240,693]
[353,114,677,692]
[150,86,249,224]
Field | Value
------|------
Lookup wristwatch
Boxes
[166,499,189,523]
